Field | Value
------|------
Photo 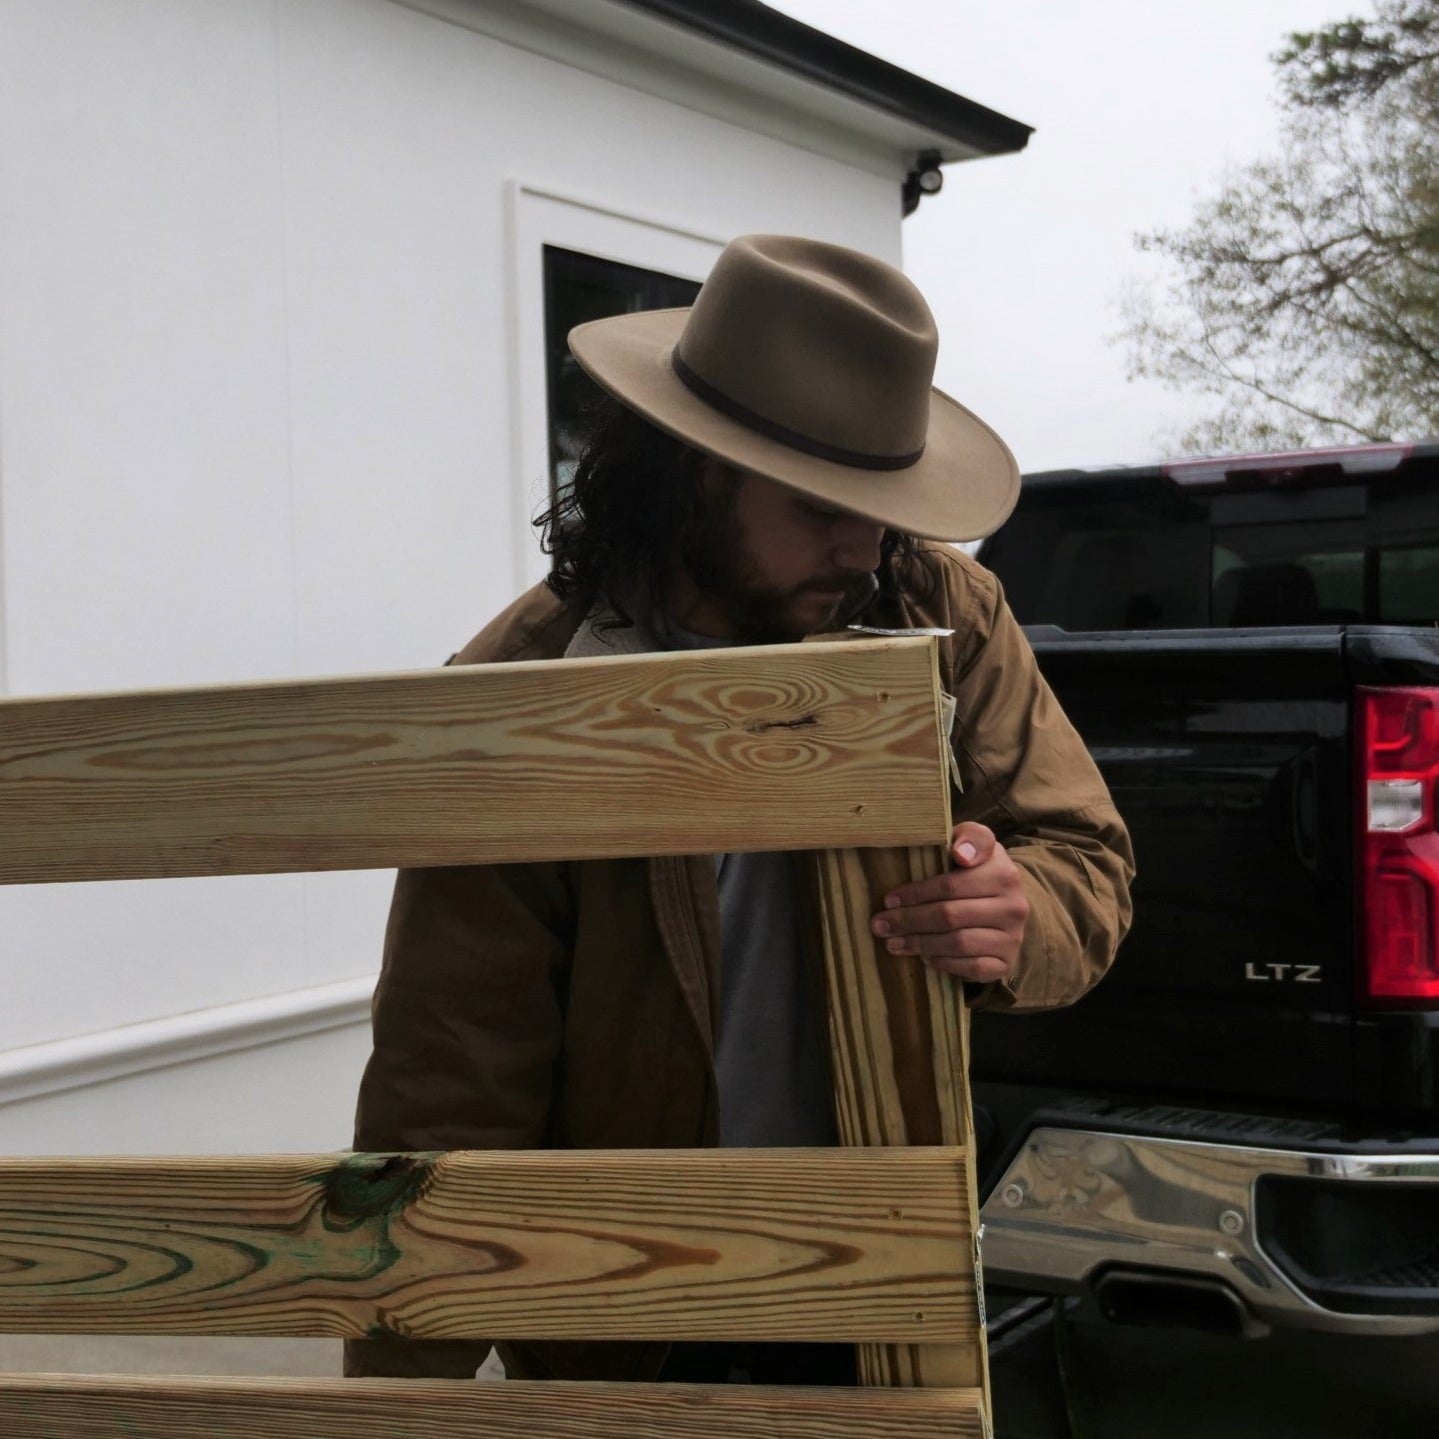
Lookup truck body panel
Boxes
[972,445,1439,1337]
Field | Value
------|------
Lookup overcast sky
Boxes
[769,0,1347,472]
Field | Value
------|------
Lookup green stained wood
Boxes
[0,1147,974,1343]
[0,636,991,1434]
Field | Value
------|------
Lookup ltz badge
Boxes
[1244,961,1323,983]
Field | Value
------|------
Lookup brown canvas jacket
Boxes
[344,544,1134,1384]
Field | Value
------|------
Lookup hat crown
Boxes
[673,235,938,466]
[564,231,1019,542]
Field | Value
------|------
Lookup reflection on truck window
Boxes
[987,491,1210,631]
[1211,521,1364,624]
[1381,545,1439,624]
[988,478,1439,630]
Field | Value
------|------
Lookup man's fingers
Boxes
[950,821,997,868]
[881,864,1012,911]
[868,823,1026,987]
[877,926,1015,961]
[872,897,1017,938]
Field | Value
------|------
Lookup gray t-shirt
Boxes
[663,624,837,1147]
[712,848,837,1146]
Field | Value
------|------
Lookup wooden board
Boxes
[0,1147,974,1343]
[815,849,973,1153]
[813,847,991,1409]
[0,638,950,884]
[0,1375,989,1439]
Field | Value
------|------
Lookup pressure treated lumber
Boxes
[0,637,950,885]
[0,1375,989,1439]
[0,1147,974,1343]
[813,846,991,1407]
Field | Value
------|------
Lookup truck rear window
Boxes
[985,478,1439,631]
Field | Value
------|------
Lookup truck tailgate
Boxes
[971,627,1354,1110]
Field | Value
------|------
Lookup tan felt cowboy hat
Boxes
[567,233,1019,542]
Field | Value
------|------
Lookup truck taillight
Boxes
[1358,687,1439,1002]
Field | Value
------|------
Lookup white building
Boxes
[0,0,1029,1158]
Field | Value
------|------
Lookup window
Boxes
[990,475,1439,632]
[504,185,722,591]
[1371,478,1439,625]
[1210,520,1364,625]
[542,246,701,503]
[986,488,1209,631]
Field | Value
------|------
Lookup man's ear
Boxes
[694,453,742,493]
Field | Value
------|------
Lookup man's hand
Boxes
[869,822,1029,984]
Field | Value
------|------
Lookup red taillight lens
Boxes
[1358,687,1439,1002]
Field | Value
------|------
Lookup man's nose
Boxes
[833,518,885,573]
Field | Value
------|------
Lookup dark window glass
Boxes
[1380,546,1439,624]
[543,246,701,503]
[1371,477,1439,625]
[1210,520,1364,625]
[987,474,1439,631]
[984,488,1209,631]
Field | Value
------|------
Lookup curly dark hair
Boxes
[535,395,935,629]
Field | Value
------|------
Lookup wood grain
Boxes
[812,847,991,1411]
[815,850,973,1152]
[0,1147,974,1343]
[0,638,950,884]
[0,1374,988,1438]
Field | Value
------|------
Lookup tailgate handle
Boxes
[1290,747,1319,871]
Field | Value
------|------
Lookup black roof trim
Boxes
[613,0,1032,158]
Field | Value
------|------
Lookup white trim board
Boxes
[0,976,375,1109]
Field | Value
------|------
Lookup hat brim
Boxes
[568,308,1019,543]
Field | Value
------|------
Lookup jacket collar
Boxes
[562,595,722,1075]
[562,601,662,660]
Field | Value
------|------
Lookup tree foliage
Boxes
[1123,0,1439,453]
[1278,2,1439,107]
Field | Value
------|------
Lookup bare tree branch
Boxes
[1120,0,1439,453]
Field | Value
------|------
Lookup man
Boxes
[346,234,1134,1386]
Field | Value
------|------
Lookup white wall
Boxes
[0,0,904,1151]
[0,1016,372,1155]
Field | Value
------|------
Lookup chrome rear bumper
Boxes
[980,1128,1439,1336]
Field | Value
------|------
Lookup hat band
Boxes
[671,350,924,472]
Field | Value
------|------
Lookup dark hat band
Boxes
[670,349,924,472]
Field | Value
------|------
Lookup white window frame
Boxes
[503,182,724,592]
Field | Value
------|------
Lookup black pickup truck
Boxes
[971,442,1439,1429]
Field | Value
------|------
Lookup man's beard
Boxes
[676,481,876,644]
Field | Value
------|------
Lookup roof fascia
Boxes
[392,0,1028,177]
[612,0,1031,161]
